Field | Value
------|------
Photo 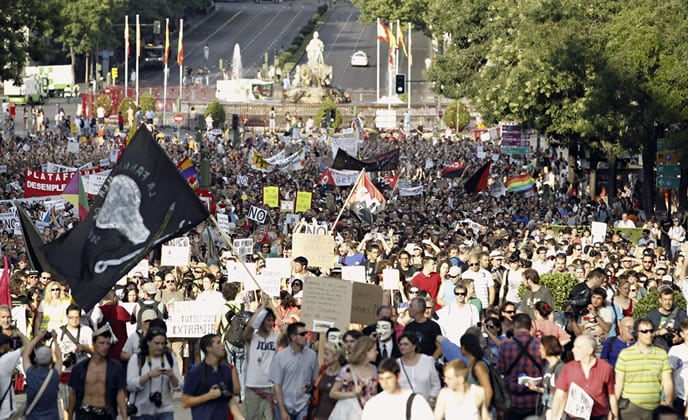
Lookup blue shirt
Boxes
[182,362,233,420]
[600,336,635,367]
[25,367,59,420]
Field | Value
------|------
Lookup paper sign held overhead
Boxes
[292,232,336,271]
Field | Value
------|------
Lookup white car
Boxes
[351,51,369,67]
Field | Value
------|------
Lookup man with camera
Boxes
[57,304,93,419]
[182,333,244,420]
[648,287,687,351]
[126,325,182,419]
[67,327,128,420]
[0,323,30,418]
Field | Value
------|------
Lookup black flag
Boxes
[15,204,50,275]
[41,129,210,310]
[332,149,400,172]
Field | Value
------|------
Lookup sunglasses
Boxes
[40,277,51,280]
[132,275,143,279]
[165,280,176,284]
[630,288,637,292]
[469,263,479,267]
[51,288,60,292]
[504,310,516,314]
[486,324,497,329]
[296,331,308,337]
[638,329,654,334]
[409,290,420,294]
[454,292,467,296]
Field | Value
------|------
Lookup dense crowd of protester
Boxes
[1,106,688,420]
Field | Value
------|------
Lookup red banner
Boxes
[24,168,100,197]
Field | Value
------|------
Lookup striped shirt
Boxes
[616,344,671,410]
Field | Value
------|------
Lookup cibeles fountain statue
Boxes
[284,32,349,104]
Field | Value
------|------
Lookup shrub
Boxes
[443,100,470,131]
[518,272,579,312]
[204,100,225,128]
[316,100,341,129]
[118,97,136,116]
[293,35,304,46]
[633,290,687,319]
[93,95,112,117]
[139,92,155,112]
[317,4,328,14]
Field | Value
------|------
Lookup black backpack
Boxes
[224,310,253,348]
[132,301,165,330]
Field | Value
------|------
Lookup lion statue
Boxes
[315,64,333,88]
[298,64,313,88]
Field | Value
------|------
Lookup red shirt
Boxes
[410,271,441,309]
[99,303,131,360]
[555,358,615,417]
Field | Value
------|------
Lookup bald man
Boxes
[551,335,618,420]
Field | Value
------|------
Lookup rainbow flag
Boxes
[61,172,89,221]
[177,157,200,191]
[506,173,535,193]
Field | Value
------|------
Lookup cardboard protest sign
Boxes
[263,186,280,208]
[351,282,384,325]
[167,301,221,338]
[161,237,191,266]
[295,191,312,212]
[292,232,335,270]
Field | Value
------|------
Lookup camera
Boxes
[565,288,591,319]
[126,404,138,416]
[303,382,314,394]
[44,331,53,340]
[217,382,232,398]
[63,352,77,368]
[149,391,163,408]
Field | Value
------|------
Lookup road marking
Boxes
[199,11,243,48]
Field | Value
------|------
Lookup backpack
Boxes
[133,301,164,330]
[474,359,512,412]
[224,310,253,348]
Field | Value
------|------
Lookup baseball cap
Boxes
[140,309,159,323]
[448,266,462,277]
[489,250,504,259]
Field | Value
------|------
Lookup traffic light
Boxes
[232,114,239,130]
[153,20,161,34]
[111,67,118,79]
[395,74,406,94]
[329,108,336,123]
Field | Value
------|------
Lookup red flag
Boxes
[464,162,491,193]
[318,168,336,186]
[346,169,386,225]
[124,21,130,57]
[441,161,465,178]
[177,21,184,66]
[377,20,391,43]
[164,19,170,66]
[0,257,11,307]
[383,175,399,190]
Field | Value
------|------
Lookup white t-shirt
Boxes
[57,325,93,373]
[0,349,21,418]
[669,343,688,400]
[436,303,480,345]
[462,268,494,308]
[361,389,433,420]
[245,331,279,388]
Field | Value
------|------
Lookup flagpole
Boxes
[387,21,392,111]
[395,20,400,75]
[163,18,169,128]
[330,169,365,234]
[376,18,380,103]
[208,215,268,295]
[407,22,412,115]
[124,15,129,98]
[178,19,184,111]
[135,14,140,104]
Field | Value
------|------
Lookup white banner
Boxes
[216,213,230,234]
[82,170,111,196]
[236,175,249,187]
[329,168,359,186]
[161,237,191,266]
[167,301,221,338]
[232,238,254,256]
[398,185,424,196]
[331,137,358,158]
[247,206,267,223]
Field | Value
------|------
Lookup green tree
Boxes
[204,101,226,127]
[139,92,156,112]
[442,101,470,131]
[350,0,429,34]
[93,94,112,117]
[0,0,57,82]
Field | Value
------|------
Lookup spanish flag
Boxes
[177,157,200,191]
[164,18,170,66]
[177,20,184,66]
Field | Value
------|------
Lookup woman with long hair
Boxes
[612,278,633,318]
[530,301,571,347]
[396,332,441,405]
[459,333,493,409]
[126,326,184,419]
[434,360,490,420]
[34,280,70,336]
[524,335,565,420]
[275,289,300,333]
[330,336,379,414]
[499,301,517,334]
[312,343,346,420]
[121,282,141,304]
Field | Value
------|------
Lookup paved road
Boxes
[138,0,433,94]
